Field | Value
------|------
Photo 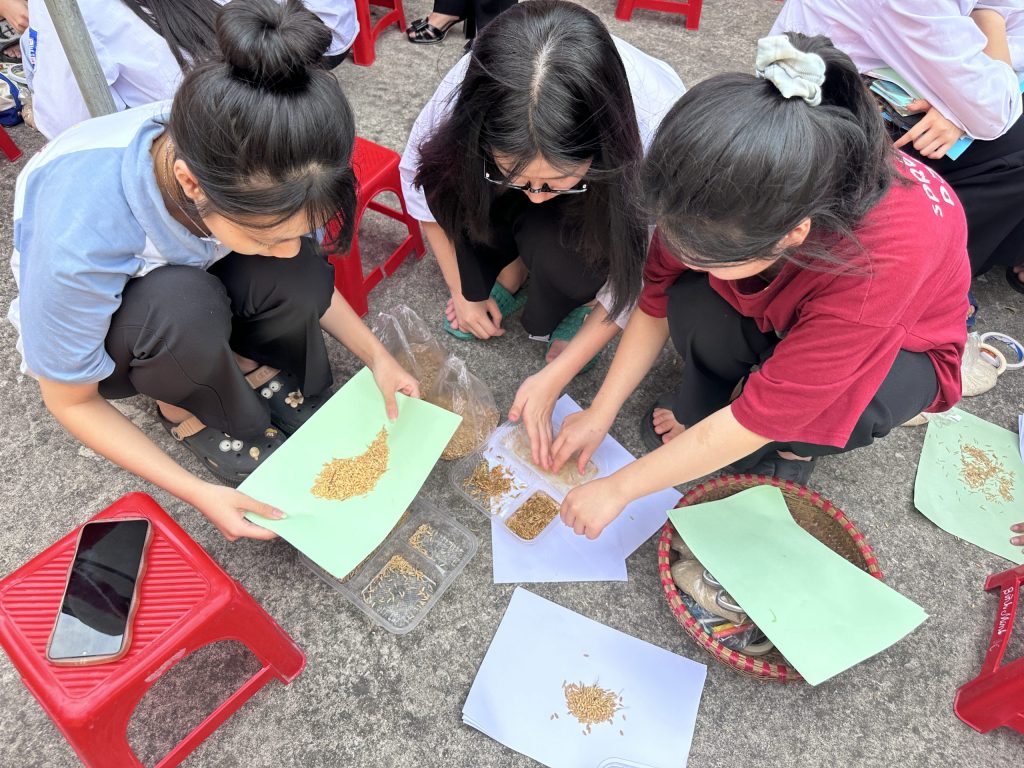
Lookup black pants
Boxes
[98,238,335,439]
[455,193,607,336]
[433,0,515,36]
[905,115,1024,276]
[664,272,939,470]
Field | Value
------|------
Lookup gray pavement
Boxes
[1,1,1023,766]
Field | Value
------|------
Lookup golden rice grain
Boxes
[506,491,560,540]
[462,459,523,511]
[563,681,623,728]
[960,443,1015,503]
[311,428,389,501]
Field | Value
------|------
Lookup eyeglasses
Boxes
[483,163,588,195]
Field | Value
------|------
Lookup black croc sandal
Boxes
[159,414,284,485]
[406,16,465,44]
[639,392,680,453]
[245,366,330,436]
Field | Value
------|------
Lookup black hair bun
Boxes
[217,0,331,92]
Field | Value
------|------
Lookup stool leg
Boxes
[0,125,21,162]
[331,238,370,317]
[64,695,146,768]
[351,0,376,66]
[614,0,636,21]
[684,0,702,30]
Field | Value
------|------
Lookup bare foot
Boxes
[444,296,462,331]
[776,450,813,461]
[545,338,569,363]
[426,11,460,27]
[157,401,194,425]
[496,258,528,295]
[1012,265,1024,284]
[652,407,686,443]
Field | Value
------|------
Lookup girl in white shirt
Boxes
[25,0,358,139]
[400,0,684,465]
[772,0,1024,293]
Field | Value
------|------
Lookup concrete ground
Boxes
[2,1,1023,766]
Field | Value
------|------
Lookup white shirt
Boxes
[398,37,685,327]
[25,0,358,140]
[771,0,1024,140]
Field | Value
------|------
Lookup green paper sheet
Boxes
[914,408,1024,565]
[668,486,927,686]
[239,367,461,578]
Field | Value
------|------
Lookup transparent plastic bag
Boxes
[375,305,450,398]
[961,332,1005,398]
[433,356,500,461]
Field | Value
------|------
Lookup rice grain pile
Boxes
[506,491,560,540]
[562,681,623,735]
[462,459,523,511]
[395,342,448,396]
[434,393,499,461]
[960,443,1015,503]
[311,428,389,501]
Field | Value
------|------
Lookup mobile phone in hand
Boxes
[46,518,152,666]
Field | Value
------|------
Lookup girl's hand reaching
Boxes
[195,485,284,541]
[370,352,421,420]
[551,407,614,475]
[560,476,627,539]
[508,368,562,469]
[1012,522,1024,551]
[895,100,965,159]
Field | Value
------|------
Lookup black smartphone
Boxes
[46,518,152,666]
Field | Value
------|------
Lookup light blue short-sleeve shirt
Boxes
[8,102,229,384]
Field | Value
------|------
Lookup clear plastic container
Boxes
[300,500,478,634]
[449,421,598,544]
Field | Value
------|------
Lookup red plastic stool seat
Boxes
[324,136,425,317]
[351,0,407,66]
[954,563,1024,735]
[615,0,703,30]
[0,493,305,768]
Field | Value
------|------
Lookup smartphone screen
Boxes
[47,519,151,663]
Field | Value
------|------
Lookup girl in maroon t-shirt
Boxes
[548,33,973,541]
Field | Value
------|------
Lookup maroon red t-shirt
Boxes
[639,155,970,448]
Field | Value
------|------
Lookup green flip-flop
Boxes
[545,305,602,374]
[442,282,528,340]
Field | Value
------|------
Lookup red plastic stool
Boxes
[615,0,703,30]
[0,124,21,161]
[324,136,425,317]
[954,563,1024,735]
[351,0,407,66]
[0,492,305,768]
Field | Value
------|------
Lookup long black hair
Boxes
[414,0,647,319]
[643,32,896,270]
[168,0,356,249]
[122,0,221,68]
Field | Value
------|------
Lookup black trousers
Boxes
[98,238,335,439]
[664,272,939,469]
[905,115,1024,276]
[433,0,516,36]
[455,193,607,336]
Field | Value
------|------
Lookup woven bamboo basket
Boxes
[658,474,883,682]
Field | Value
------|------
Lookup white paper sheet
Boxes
[463,588,706,768]
[489,396,680,584]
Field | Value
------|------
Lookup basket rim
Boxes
[659,473,883,682]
